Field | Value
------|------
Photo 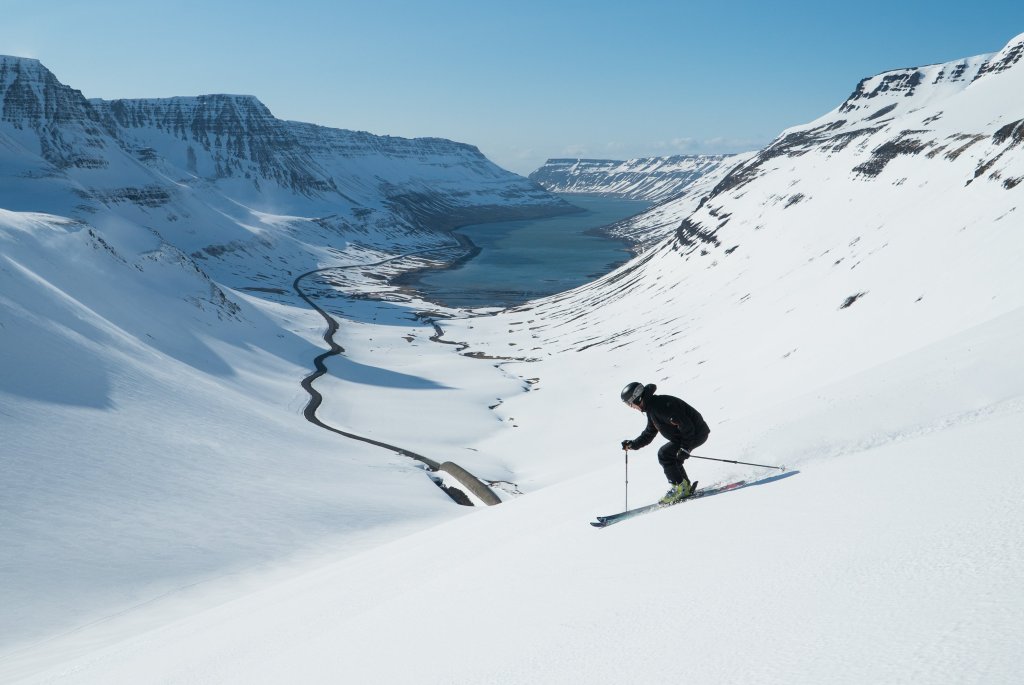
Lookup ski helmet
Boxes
[620,381,644,407]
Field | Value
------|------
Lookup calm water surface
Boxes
[413,195,652,308]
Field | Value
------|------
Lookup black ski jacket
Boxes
[630,384,710,449]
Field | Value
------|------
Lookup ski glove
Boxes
[677,447,691,461]
[621,440,634,451]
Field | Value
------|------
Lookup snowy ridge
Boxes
[91,95,560,219]
[0,54,570,253]
[836,54,990,120]
[529,154,735,201]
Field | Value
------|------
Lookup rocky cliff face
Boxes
[92,95,338,196]
[528,154,735,201]
[1,55,569,232]
[86,93,568,222]
[0,56,114,170]
[283,121,570,228]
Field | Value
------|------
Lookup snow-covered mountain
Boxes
[445,32,1024,480]
[0,54,571,653]
[0,56,571,270]
[3,32,1024,685]
[89,94,570,230]
[529,154,736,201]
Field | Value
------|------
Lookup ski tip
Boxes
[590,521,606,528]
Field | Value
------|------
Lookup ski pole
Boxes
[624,448,629,512]
[689,454,786,471]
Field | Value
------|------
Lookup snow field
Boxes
[6,400,1020,684]
[0,215,465,652]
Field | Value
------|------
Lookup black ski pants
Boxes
[657,433,708,485]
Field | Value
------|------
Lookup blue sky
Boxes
[3,0,1023,173]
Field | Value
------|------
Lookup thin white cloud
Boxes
[560,144,590,158]
[649,136,767,155]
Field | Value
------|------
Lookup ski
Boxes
[590,480,747,528]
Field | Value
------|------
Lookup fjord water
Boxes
[414,195,652,308]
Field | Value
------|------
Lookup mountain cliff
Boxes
[0,56,115,171]
[0,56,571,275]
[528,154,736,201]
[89,95,566,224]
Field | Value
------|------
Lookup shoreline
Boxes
[390,230,480,299]
[391,196,649,310]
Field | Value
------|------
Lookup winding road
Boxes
[291,248,502,506]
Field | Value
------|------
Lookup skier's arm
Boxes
[630,416,657,449]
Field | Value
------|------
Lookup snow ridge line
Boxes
[291,248,502,506]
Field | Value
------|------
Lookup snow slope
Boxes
[3,33,1024,684]
[0,56,565,651]
[4,310,1022,683]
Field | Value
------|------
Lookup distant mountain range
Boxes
[528,154,737,201]
[0,55,571,286]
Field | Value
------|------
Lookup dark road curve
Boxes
[292,250,451,471]
[290,245,514,507]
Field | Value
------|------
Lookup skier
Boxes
[620,382,710,504]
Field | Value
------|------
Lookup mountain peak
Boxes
[973,32,1024,81]
[0,55,112,169]
[0,54,46,70]
[835,33,1024,122]
[0,55,67,95]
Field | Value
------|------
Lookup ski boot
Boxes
[659,478,695,505]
